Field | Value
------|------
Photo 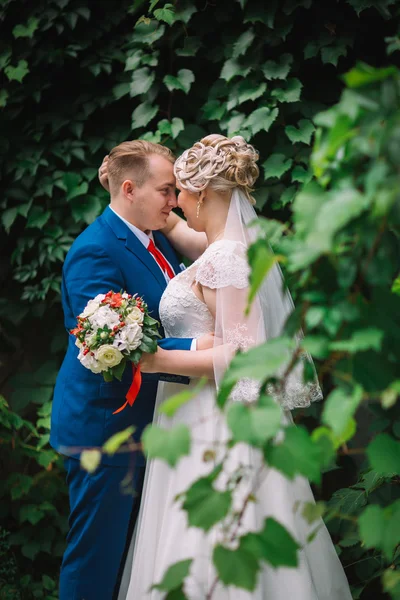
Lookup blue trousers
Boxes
[59,457,145,600]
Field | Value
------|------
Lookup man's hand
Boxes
[196,332,216,351]
[98,155,110,192]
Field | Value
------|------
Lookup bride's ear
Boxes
[199,190,207,203]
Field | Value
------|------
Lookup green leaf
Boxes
[264,425,322,483]
[271,78,302,103]
[392,277,400,296]
[244,4,276,27]
[262,54,293,80]
[213,544,259,591]
[342,62,397,88]
[26,207,51,229]
[359,500,400,561]
[220,337,294,393]
[291,165,312,184]
[302,501,326,524]
[223,112,246,137]
[171,117,184,139]
[358,504,385,548]
[8,474,33,500]
[227,394,282,446]
[263,153,293,179]
[322,385,363,436]
[153,559,193,592]
[13,17,39,38]
[158,378,207,417]
[366,433,400,475]
[132,102,159,129]
[154,4,175,25]
[71,195,101,225]
[244,107,279,136]
[182,476,232,532]
[220,58,251,82]
[0,89,8,108]
[321,44,348,67]
[2,207,19,232]
[164,69,194,94]
[21,540,41,561]
[19,504,45,525]
[232,29,255,58]
[149,0,160,11]
[285,119,315,144]
[176,36,202,57]
[142,423,191,467]
[202,100,226,121]
[330,328,384,353]
[113,82,130,100]
[80,449,101,473]
[5,60,29,83]
[103,426,136,456]
[130,67,156,97]
[382,568,400,598]
[247,242,282,310]
[112,359,127,382]
[241,517,300,567]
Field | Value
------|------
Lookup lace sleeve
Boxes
[195,240,250,289]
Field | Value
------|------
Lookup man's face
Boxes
[133,154,178,231]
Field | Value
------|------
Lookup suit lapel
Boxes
[102,206,167,290]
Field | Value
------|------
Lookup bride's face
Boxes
[176,182,205,232]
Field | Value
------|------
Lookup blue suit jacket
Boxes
[50,206,192,466]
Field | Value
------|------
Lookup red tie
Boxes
[147,239,175,280]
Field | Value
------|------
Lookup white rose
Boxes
[126,306,144,325]
[95,344,124,369]
[89,305,120,329]
[80,294,105,318]
[113,323,143,352]
[75,338,83,349]
[78,348,103,373]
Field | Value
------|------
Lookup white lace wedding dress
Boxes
[119,240,353,600]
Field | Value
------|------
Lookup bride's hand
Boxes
[197,332,216,350]
[139,347,165,373]
[98,155,110,191]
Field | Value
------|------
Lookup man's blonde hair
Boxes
[107,140,175,194]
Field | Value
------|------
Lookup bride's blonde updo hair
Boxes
[174,134,259,205]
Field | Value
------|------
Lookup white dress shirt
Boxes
[109,206,197,351]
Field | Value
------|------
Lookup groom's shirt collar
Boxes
[109,205,177,283]
[109,206,154,245]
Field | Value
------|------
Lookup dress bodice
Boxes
[159,239,249,339]
[159,260,214,338]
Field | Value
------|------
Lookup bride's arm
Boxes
[160,211,207,261]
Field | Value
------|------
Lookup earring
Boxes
[196,199,202,218]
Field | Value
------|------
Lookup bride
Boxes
[118,135,352,599]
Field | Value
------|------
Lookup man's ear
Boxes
[121,179,135,201]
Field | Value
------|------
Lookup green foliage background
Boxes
[0,0,400,598]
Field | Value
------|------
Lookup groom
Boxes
[50,140,209,600]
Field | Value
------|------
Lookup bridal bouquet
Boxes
[70,291,160,413]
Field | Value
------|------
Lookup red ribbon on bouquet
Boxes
[112,363,142,414]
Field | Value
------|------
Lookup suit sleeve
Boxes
[63,244,125,319]
[158,338,193,351]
